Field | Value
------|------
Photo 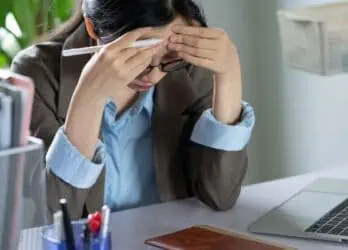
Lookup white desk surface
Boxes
[19,166,348,250]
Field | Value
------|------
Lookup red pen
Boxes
[88,212,102,235]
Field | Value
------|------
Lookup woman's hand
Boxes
[169,25,242,124]
[65,27,157,160]
[77,27,159,110]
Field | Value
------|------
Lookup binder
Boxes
[0,69,45,250]
[0,92,12,149]
[0,69,34,147]
[0,81,25,147]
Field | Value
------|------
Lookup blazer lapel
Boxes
[152,69,198,202]
[57,24,93,120]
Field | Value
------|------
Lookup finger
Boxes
[115,47,143,62]
[96,47,141,72]
[103,27,153,51]
[169,34,215,50]
[168,43,215,60]
[107,47,149,73]
[126,46,157,69]
[127,56,153,80]
[172,25,224,39]
[178,52,214,69]
[106,50,152,86]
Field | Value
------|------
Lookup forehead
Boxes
[139,16,189,40]
[140,16,190,61]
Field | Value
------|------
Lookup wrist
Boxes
[215,72,239,85]
[74,85,108,109]
[113,88,137,114]
[214,75,242,105]
[65,90,105,160]
[213,75,242,124]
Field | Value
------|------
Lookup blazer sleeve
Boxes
[183,66,248,211]
[11,52,104,220]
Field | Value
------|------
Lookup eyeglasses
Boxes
[143,59,189,74]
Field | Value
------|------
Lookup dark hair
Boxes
[50,0,207,41]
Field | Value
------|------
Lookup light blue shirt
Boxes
[46,87,255,212]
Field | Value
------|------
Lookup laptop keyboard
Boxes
[306,198,348,236]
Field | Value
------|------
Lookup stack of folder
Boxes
[0,69,34,149]
[0,69,40,250]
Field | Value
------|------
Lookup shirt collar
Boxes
[105,87,154,117]
[134,87,154,116]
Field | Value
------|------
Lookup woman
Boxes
[12,0,255,219]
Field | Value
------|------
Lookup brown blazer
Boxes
[11,24,248,220]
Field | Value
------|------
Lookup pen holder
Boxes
[41,221,112,250]
[0,137,46,250]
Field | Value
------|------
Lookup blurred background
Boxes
[0,0,74,67]
[1,0,348,185]
[197,0,348,185]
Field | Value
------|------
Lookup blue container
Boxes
[41,221,112,250]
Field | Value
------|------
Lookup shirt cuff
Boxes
[46,127,105,189]
[191,101,255,151]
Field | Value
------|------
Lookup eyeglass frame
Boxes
[143,59,189,74]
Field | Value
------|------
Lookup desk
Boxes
[19,166,348,250]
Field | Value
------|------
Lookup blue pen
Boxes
[82,222,92,250]
[60,199,76,250]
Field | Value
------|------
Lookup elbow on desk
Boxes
[194,151,248,211]
[194,150,248,211]
[196,182,243,211]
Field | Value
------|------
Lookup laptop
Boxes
[248,178,348,244]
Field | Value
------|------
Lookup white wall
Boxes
[199,0,348,184]
[277,0,348,177]
[196,0,261,183]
